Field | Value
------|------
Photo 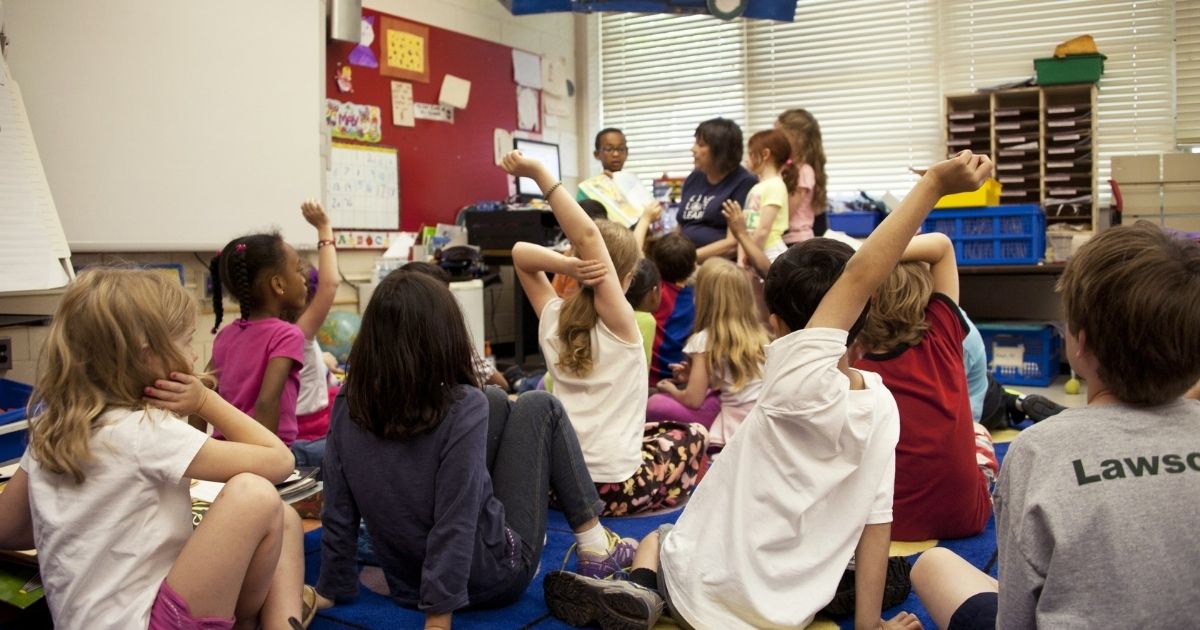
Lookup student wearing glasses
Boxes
[577,128,661,230]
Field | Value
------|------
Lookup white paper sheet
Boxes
[517,87,539,131]
[541,56,568,96]
[493,128,514,165]
[414,102,454,123]
[390,81,414,127]
[512,49,543,89]
[439,74,471,110]
[543,93,570,118]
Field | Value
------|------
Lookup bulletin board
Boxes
[327,9,523,231]
[326,143,400,230]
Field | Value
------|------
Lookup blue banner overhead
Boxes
[497,0,797,22]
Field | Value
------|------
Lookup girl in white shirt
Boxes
[504,151,708,516]
[651,258,769,447]
[0,268,313,630]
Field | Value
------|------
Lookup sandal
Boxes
[289,584,318,629]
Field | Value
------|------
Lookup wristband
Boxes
[317,239,336,249]
[542,182,563,198]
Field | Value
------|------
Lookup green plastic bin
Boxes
[1035,54,1106,86]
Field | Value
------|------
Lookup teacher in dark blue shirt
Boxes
[676,117,757,262]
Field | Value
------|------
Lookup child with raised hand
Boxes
[503,150,708,517]
[722,129,798,265]
[289,201,339,459]
[911,222,1200,629]
[542,151,991,630]
[648,258,768,446]
[313,270,634,627]
[853,232,995,541]
[0,268,311,630]
[206,210,317,452]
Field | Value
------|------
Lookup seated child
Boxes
[624,257,662,367]
[853,233,994,541]
[289,201,339,464]
[314,271,636,626]
[542,151,993,629]
[649,233,699,387]
[648,258,768,445]
[911,221,1200,629]
[552,199,609,299]
[0,268,311,629]
[505,151,707,516]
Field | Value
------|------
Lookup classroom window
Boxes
[599,0,1178,200]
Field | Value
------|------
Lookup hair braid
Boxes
[209,254,224,333]
[230,243,253,321]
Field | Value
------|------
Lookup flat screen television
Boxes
[513,138,562,200]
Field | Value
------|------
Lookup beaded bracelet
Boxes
[317,239,336,249]
[542,182,564,198]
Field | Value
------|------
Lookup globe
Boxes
[317,311,361,364]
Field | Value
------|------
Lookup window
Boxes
[1177,0,1200,146]
[598,1,1178,198]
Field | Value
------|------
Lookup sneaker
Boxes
[820,556,912,618]
[1018,394,1066,423]
[575,528,639,580]
[543,571,663,630]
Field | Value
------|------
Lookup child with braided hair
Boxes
[207,207,331,451]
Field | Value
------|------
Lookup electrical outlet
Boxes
[0,337,11,370]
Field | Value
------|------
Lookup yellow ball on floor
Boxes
[1064,378,1081,395]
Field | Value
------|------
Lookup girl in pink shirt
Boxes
[208,206,331,448]
[776,109,828,244]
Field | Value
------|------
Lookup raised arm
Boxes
[900,232,959,304]
[633,202,663,252]
[295,200,339,339]
[502,151,639,343]
[807,152,991,332]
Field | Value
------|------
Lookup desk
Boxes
[959,263,1067,321]
[481,249,543,368]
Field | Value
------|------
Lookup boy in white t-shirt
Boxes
[542,151,993,630]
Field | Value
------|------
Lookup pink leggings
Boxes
[149,580,235,630]
[646,391,720,429]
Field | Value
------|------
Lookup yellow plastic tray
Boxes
[935,178,1001,209]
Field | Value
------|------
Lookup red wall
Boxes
[326,9,519,231]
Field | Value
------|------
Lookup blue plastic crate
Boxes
[976,323,1060,387]
[829,211,883,237]
[0,379,32,463]
[922,204,1045,265]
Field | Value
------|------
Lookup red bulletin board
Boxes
[327,9,520,231]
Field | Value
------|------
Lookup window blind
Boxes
[1177,0,1200,146]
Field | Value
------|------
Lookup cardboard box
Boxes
[1119,182,1161,213]
[1164,182,1200,215]
[1111,154,1160,184]
[1163,153,1200,183]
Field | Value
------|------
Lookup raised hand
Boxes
[301,199,330,229]
[144,372,210,417]
[925,151,993,198]
[500,150,547,180]
[643,201,663,223]
[721,200,748,238]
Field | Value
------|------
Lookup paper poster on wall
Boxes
[325,99,382,143]
[333,230,406,249]
[517,86,540,132]
[543,93,569,118]
[380,17,430,83]
[414,102,454,123]
[493,128,514,165]
[439,74,471,109]
[542,56,568,97]
[326,143,400,230]
[349,16,379,68]
[512,49,543,89]
[390,81,415,127]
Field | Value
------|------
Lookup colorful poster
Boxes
[325,99,383,143]
[380,17,430,83]
[349,16,379,68]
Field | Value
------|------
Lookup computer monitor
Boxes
[513,138,562,200]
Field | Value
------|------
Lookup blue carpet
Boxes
[307,444,1009,629]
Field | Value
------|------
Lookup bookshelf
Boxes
[946,84,1098,230]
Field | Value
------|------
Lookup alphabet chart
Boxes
[326,143,400,230]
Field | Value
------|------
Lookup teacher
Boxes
[676,118,757,262]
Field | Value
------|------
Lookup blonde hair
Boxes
[693,259,768,392]
[28,267,198,483]
[859,262,933,353]
[556,220,641,376]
